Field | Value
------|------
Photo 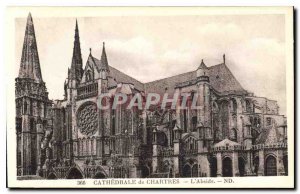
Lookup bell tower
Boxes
[15,13,52,176]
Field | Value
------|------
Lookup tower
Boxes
[64,20,84,160]
[196,59,212,165]
[196,59,211,134]
[15,13,52,176]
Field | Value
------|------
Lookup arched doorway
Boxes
[94,172,106,179]
[47,173,57,179]
[283,155,288,175]
[238,157,245,176]
[210,157,217,177]
[182,164,191,177]
[222,157,233,177]
[265,155,277,176]
[141,166,150,178]
[66,168,83,179]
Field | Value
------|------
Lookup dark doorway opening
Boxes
[222,157,233,177]
[265,155,277,176]
[238,157,245,176]
[182,164,191,177]
[141,166,150,178]
[47,173,57,179]
[210,157,217,177]
[94,172,106,179]
[66,168,83,179]
[283,155,288,176]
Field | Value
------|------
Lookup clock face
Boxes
[77,103,98,136]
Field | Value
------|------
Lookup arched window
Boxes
[220,101,229,138]
[24,100,27,114]
[82,138,86,156]
[245,100,252,113]
[231,99,237,113]
[184,136,198,151]
[86,138,90,156]
[253,156,259,175]
[86,70,93,82]
[229,128,237,142]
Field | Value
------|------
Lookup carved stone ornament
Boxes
[77,103,98,136]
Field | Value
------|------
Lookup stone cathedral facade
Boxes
[16,13,288,180]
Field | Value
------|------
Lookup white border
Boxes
[4,6,294,189]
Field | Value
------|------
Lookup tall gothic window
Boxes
[220,101,229,138]
[183,109,187,132]
[86,70,93,82]
[111,109,116,135]
[192,116,197,131]
[231,99,237,113]
[246,100,252,113]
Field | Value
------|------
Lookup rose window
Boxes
[77,103,98,136]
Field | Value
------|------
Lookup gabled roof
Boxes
[214,138,240,147]
[208,63,245,94]
[84,51,246,96]
[255,124,281,145]
[86,55,145,91]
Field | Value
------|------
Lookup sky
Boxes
[15,14,286,115]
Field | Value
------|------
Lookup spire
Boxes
[100,42,109,71]
[18,13,43,82]
[69,19,83,82]
[223,54,226,64]
[198,59,207,69]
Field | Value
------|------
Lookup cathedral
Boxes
[16,13,288,179]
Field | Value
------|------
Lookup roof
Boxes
[144,71,195,95]
[85,55,246,96]
[109,66,145,91]
[18,13,43,82]
[144,63,246,95]
[255,123,281,145]
[208,63,245,94]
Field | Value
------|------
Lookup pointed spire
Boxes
[198,59,207,69]
[75,19,78,31]
[100,42,109,71]
[69,19,83,82]
[18,13,43,82]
